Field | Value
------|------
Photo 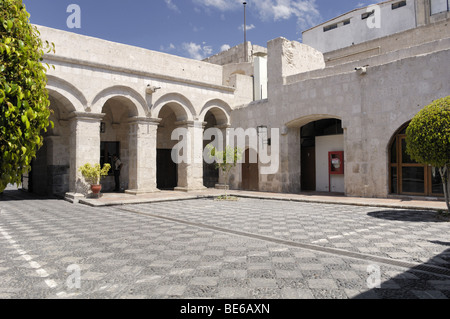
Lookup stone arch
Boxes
[28,77,81,196]
[286,114,345,193]
[199,99,231,126]
[386,119,411,152]
[91,85,147,117]
[96,90,147,193]
[152,93,196,121]
[46,75,87,113]
[387,121,443,196]
[200,100,231,188]
[285,114,343,128]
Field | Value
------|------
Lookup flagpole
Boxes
[243,2,248,62]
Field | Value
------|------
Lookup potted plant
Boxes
[79,163,111,195]
[206,144,242,201]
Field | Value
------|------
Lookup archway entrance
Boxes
[100,96,139,192]
[203,111,219,188]
[201,106,230,189]
[156,106,179,190]
[242,148,259,191]
[300,118,344,192]
[26,93,72,196]
[389,123,443,196]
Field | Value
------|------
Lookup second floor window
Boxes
[431,0,450,15]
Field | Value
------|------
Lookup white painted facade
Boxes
[303,0,422,53]
[431,0,450,14]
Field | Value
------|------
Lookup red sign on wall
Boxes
[329,151,344,175]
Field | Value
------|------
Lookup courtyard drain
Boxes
[117,207,450,279]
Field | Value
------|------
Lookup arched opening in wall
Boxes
[202,107,230,188]
[203,111,219,188]
[300,118,344,193]
[156,104,183,190]
[389,122,444,196]
[242,148,259,191]
[25,93,73,196]
[100,96,138,192]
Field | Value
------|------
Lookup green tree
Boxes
[0,0,54,192]
[207,144,242,200]
[406,96,450,212]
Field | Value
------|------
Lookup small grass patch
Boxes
[214,195,239,201]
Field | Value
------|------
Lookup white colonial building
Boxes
[23,0,450,202]
[303,0,450,53]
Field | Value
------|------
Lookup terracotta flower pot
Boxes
[91,184,102,195]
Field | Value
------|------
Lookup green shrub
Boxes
[406,96,450,212]
[79,163,111,185]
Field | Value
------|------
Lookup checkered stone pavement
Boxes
[0,192,449,299]
[133,199,450,271]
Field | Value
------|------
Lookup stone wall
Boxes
[204,42,267,65]
[229,32,450,198]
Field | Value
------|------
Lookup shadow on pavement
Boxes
[354,248,450,299]
[429,240,450,247]
[0,188,61,202]
[367,210,448,223]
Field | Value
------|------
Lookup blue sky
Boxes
[23,0,374,60]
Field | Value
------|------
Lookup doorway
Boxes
[389,124,443,196]
[300,119,343,192]
[242,148,259,191]
[157,149,178,190]
[301,146,316,191]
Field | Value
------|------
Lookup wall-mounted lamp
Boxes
[355,65,369,75]
[146,84,161,94]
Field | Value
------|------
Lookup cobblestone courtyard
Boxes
[0,189,449,299]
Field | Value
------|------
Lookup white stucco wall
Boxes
[303,0,417,53]
[316,135,345,193]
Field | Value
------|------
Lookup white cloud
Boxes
[220,44,231,52]
[239,23,256,31]
[160,43,176,52]
[192,0,321,31]
[258,0,321,29]
[192,0,241,11]
[165,0,180,12]
[182,42,213,60]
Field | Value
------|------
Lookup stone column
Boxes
[65,112,104,202]
[126,117,160,194]
[415,0,431,27]
[174,120,206,192]
[285,126,301,194]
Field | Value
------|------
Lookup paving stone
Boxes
[1,194,449,299]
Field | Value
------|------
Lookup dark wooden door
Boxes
[157,149,177,190]
[242,149,259,191]
[301,146,316,191]
[203,162,219,188]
